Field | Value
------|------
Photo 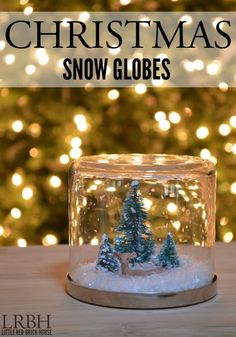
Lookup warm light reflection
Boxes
[230,182,236,194]
[25,64,36,75]
[209,156,217,165]
[200,148,211,160]
[169,111,181,124]
[189,185,199,190]
[24,6,33,15]
[94,180,102,185]
[196,126,209,139]
[159,120,171,131]
[70,148,82,159]
[143,198,152,211]
[134,84,147,94]
[172,220,181,230]
[74,114,88,132]
[49,176,61,188]
[91,237,99,246]
[229,116,236,128]
[22,187,34,200]
[12,120,23,133]
[29,148,39,158]
[17,238,27,247]
[82,197,87,207]
[193,59,204,70]
[109,46,121,55]
[220,216,228,226]
[120,0,131,5]
[219,124,231,136]
[12,173,23,186]
[108,89,119,100]
[60,154,70,165]
[28,123,41,137]
[5,54,15,65]
[0,226,4,236]
[180,15,193,24]
[219,82,228,92]
[224,143,232,153]
[70,137,82,148]
[154,111,166,122]
[232,144,236,155]
[178,190,186,196]
[206,61,221,75]
[107,186,116,192]
[42,234,58,246]
[78,12,90,22]
[223,232,233,243]
[167,202,178,213]
[0,40,6,50]
[10,208,21,219]
[79,237,84,246]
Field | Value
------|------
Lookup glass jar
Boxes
[67,154,217,308]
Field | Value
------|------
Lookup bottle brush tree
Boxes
[158,232,180,268]
[96,234,120,272]
[114,180,155,264]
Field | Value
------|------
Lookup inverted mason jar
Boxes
[67,154,217,308]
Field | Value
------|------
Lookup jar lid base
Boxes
[66,273,217,309]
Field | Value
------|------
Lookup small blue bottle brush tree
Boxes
[157,232,180,268]
[96,234,120,272]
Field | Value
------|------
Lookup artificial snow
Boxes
[71,254,213,293]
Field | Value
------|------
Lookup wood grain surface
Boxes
[0,243,235,337]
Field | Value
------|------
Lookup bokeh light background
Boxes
[0,0,236,246]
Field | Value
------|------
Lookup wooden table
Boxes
[0,243,235,337]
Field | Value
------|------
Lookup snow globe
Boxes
[67,154,217,308]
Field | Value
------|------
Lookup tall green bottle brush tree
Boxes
[114,180,155,264]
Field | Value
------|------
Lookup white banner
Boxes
[0,12,235,87]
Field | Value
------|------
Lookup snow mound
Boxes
[71,254,212,293]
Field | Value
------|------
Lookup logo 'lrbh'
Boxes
[1,314,52,335]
